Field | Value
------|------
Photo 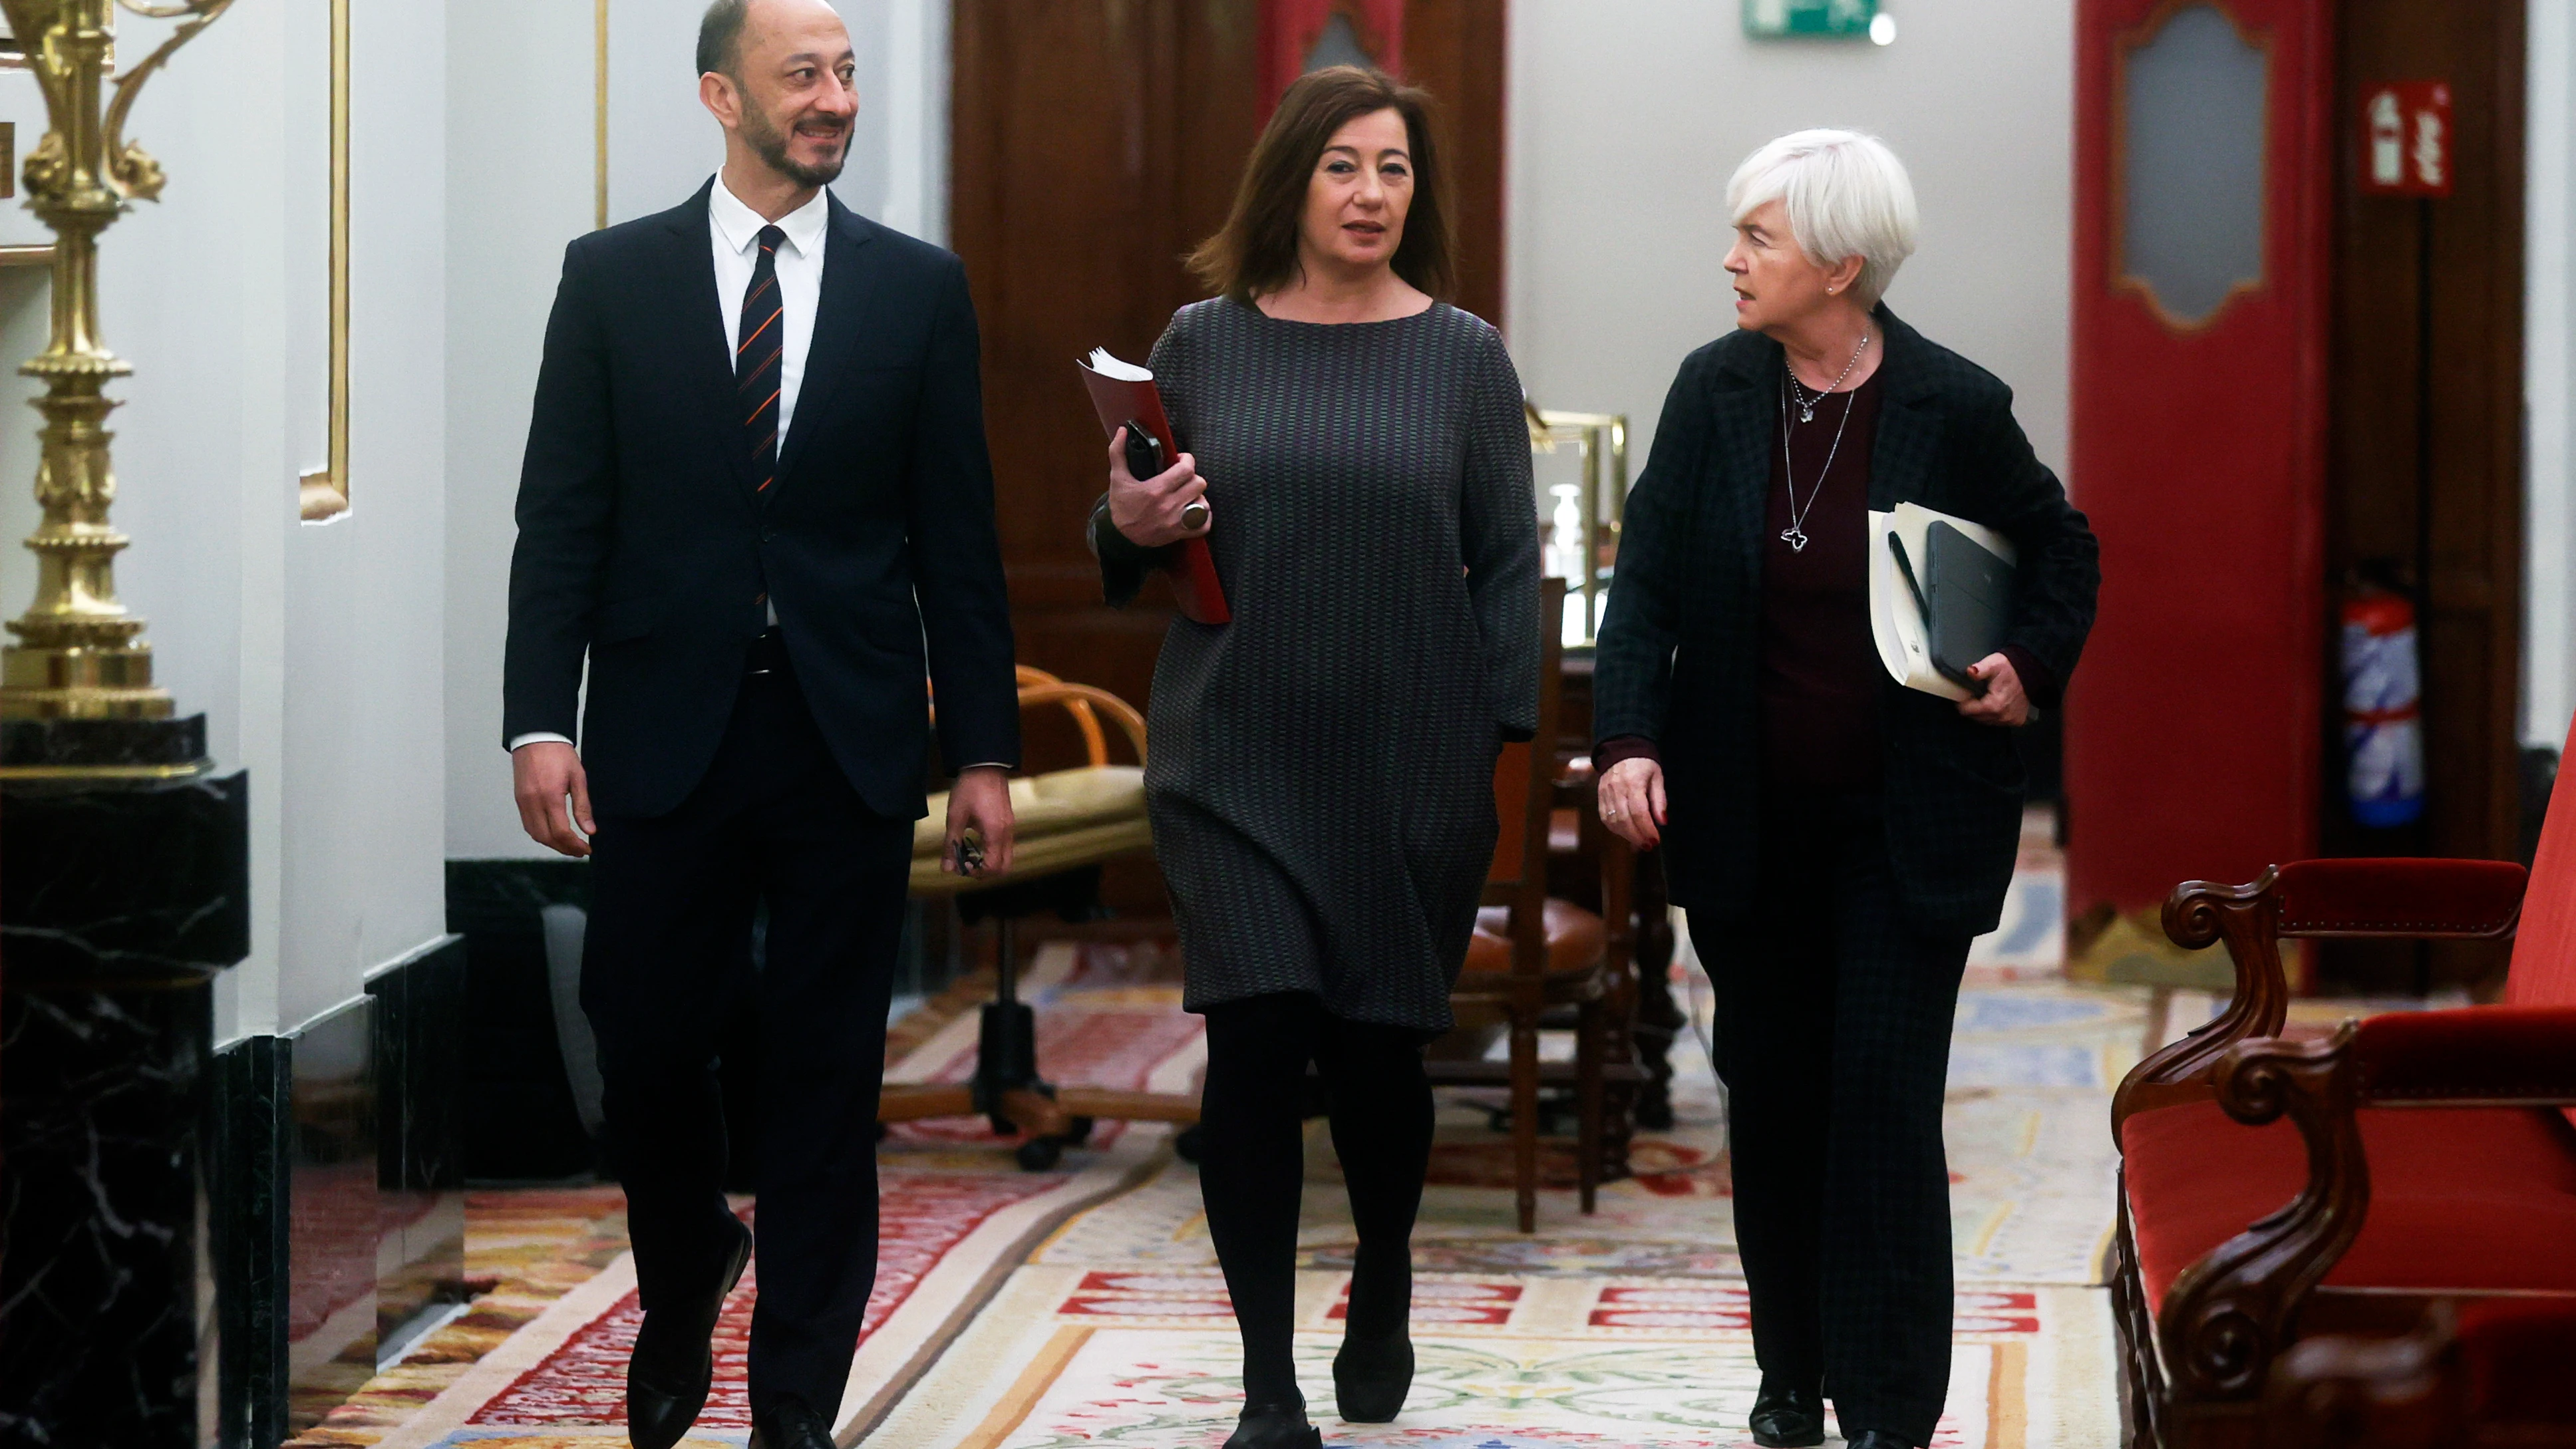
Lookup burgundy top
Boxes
[1754,371,1887,792]
[1595,367,2055,789]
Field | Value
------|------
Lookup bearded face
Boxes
[709,0,858,190]
[735,77,850,188]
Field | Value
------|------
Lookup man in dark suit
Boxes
[502,3,1018,1445]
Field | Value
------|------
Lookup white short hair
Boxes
[1727,129,1919,306]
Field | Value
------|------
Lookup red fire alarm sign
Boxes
[2361,81,2453,198]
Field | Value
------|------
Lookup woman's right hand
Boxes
[1106,428,1214,549]
[1597,757,1667,850]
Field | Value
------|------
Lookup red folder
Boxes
[1078,351,1231,625]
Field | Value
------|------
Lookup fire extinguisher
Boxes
[2342,587,2426,828]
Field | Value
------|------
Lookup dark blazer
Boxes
[504,181,1019,820]
[1592,307,2098,935]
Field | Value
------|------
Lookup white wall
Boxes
[1506,0,2074,480]
[2526,0,2575,752]
[444,0,950,860]
[276,0,454,1032]
[443,0,600,863]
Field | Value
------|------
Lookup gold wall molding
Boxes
[296,0,350,521]
[595,0,608,230]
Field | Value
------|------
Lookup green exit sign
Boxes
[1744,0,1879,38]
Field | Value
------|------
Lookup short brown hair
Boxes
[1188,66,1456,305]
[697,0,750,80]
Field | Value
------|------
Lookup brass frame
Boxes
[1528,406,1629,647]
[295,0,349,520]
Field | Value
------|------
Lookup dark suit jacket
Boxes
[504,182,1019,820]
[1592,307,2098,936]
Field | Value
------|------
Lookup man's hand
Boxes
[944,765,1016,878]
[1105,428,1213,549]
[1957,653,2030,727]
[514,741,595,858]
[1597,756,1667,851]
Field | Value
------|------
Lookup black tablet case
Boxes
[1925,520,2012,685]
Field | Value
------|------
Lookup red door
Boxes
[2066,0,2335,926]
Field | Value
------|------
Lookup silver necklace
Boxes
[1786,329,1871,422]
[1777,371,1857,554]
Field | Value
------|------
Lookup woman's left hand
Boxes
[1957,653,2029,727]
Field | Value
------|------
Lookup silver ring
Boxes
[1180,500,1209,530]
[1606,808,1619,818]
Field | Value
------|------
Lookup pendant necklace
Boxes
[1776,331,1869,552]
[1778,362,1860,554]
[1786,329,1871,422]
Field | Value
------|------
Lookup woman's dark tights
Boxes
[1199,992,1434,1406]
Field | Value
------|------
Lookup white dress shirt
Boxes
[709,173,830,450]
[514,178,1006,776]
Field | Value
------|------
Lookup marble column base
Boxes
[0,769,250,1449]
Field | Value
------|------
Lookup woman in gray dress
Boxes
[1089,66,1540,1449]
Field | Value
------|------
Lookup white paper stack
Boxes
[1868,501,2016,701]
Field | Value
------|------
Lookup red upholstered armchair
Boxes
[2109,726,2576,1449]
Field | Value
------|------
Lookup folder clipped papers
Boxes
[1868,502,2016,701]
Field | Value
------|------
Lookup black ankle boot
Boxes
[1748,1380,1825,1448]
[1332,1329,1413,1422]
[1224,1395,1323,1448]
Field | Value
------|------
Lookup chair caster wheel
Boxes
[1015,1136,1065,1171]
[1172,1123,1205,1163]
[1064,1115,1096,1145]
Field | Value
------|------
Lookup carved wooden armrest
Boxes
[2157,1027,2370,1405]
[2262,1303,2462,1449]
[2114,860,2529,1130]
[2266,1297,2576,1448]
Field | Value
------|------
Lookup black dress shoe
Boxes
[1748,1382,1824,1448]
[1844,1432,1919,1449]
[750,1395,834,1449]
[1332,1331,1412,1422]
[1223,1397,1323,1449]
[627,1217,753,1449]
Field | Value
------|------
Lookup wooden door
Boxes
[2065,0,2336,926]
[2320,0,2524,988]
[949,2,1263,773]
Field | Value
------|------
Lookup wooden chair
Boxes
[880,668,1196,1169]
[1428,579,1643,1233]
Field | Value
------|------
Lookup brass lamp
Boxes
[0,0,231,725]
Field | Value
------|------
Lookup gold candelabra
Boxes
[0,0,230,720]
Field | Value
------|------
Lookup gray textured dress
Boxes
[1091,298,1541,1033]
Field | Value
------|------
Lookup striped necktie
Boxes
[736,224,786,494]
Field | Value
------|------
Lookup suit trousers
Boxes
[1702,791,1972,1446]
[580,653,915,1419]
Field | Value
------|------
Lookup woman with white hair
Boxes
[1589,130,2098,1449]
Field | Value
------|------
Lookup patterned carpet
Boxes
[302,854,2138,1448]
